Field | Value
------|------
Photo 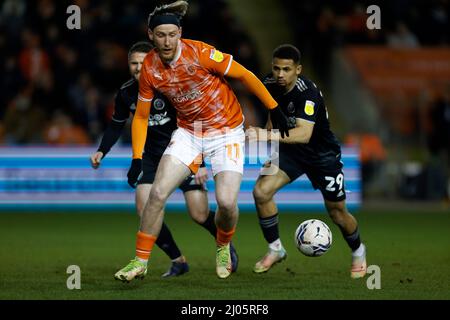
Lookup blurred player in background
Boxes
[249,44,367,278]
[90,41,238,278]
[114,0,291,281]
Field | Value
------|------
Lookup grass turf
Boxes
[0,210,449,300]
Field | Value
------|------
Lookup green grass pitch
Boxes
[0,210,449,300]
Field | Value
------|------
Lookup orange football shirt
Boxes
[138,39,243,134]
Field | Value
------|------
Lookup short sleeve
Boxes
[198,42,234,76]
[295,91,320,123]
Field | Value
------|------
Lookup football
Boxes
[295,219,332,257]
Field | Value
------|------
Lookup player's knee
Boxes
[217,202,236,214]
[149,186,169,204]
[216,196,237,214]
[190,215,203,224]
[189,209,208,224]
[253,184,274,204]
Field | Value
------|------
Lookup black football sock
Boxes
[155,222,183,260]
[341,226,362,252]
[258,213,280,243]
[200,210,217,238]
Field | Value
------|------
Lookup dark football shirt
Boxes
[263,74,342,167]
[98,78,177,157]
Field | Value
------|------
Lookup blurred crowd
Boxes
[0,0,262,145]
[281,0,449,200]
[2,0,448,147]
[282,0,448,82]
[1,0,448,201]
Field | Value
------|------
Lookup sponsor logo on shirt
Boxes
[148,112,171,126]
[287,101,295,114]
[172,89,204,104]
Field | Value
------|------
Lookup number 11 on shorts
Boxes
[226,143,241,164]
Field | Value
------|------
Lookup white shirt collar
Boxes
[168,39,182,66]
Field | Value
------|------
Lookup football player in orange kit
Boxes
[114,0,291,281]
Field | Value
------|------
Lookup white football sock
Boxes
[269,239,283,251]
[352,243,365,257]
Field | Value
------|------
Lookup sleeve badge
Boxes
[210,49,224,63]
[304,100,315,116]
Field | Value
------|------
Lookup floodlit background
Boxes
[0,0,448,208]
[0,0,449,301]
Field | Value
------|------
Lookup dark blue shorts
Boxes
[274,153,346,202]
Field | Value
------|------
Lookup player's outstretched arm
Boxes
[226,60,277,110]
[90,92,130,169]
[97,121,128,155]
[90,120,128,169]
[131,99,151,159]
[248,119,313,144]
[265,115,273,130]
[90,151,104,169]
[194,166,208,185]
[226,61,291,138]
[272,119,314,144]
[128,99,151,188]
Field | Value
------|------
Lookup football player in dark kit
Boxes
[248,44,366,278]
[90,42,238,278]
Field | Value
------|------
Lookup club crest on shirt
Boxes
[304,100,315,116]
[287,101,295,114]
[210,49,224,63]
[153,98,165,110]
[186,65,196,75]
